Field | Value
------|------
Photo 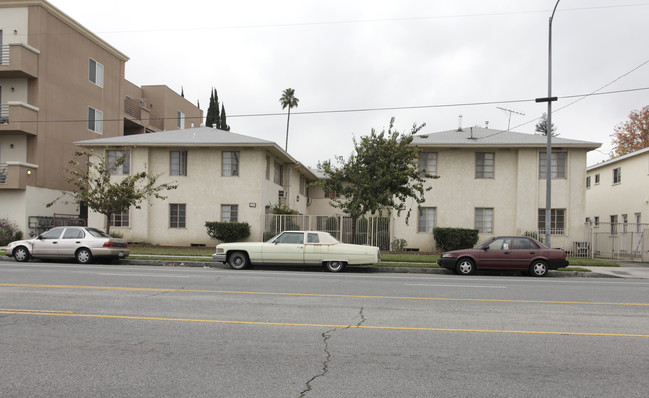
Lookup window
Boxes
[275,232,304,244]
[273,161,283,185]
[300,175,306,196]
[586,176,591,188]
[610,215,618,235]
[635,213,642,233]
[177,111,185,129]
[594,216,599,227]
[110,211,130,227]
[613,167,622,184]
[62,228,84,239]
[88,107,103,134]
[170,151,187,176]
[538,209,565,234]
[222,151,239,176]
[595,173,600,184]
[170,204,186,228]
[89,58,104,87]
[417,207,436,233]
[221,204,238,222]
[475,208,494,233]
[419,152,437,177]
[475,152,495,179]
[539,152,566,179]
[266,156,271,180]
[107,150,130,175]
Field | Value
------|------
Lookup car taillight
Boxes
[103,242,114,248]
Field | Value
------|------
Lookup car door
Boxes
[261,232,305,264]
[508,237,541,270]
[478,237,513,269]
[57,227,86,257]
[31,227,65,257]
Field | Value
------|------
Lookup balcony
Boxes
[123,97,164,134]
[0,102,39,135]
[0,43,40,78]
[0,161,38,190]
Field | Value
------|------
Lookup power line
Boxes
[8,86,649,125]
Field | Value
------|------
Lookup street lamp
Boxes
[536,0,561,247]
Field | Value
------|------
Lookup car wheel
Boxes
[13,246,31,262]
[456,258,475,275]
[326,261,346,272]
[76,248,94,264]
[529,261,548,277]
[228,252,249,270]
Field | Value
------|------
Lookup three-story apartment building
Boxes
[0,0,202,234]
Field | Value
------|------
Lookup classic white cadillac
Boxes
[212,230,381,272]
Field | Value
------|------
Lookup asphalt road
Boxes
[2,261,649,397]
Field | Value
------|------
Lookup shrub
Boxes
[433,227,479,252]
[391,238,407,251]
[0,218,23,246]
[205,221,251,243]
[109,231,124,239]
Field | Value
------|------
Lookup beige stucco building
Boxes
[586,147,649,228]
[0,0,202,235]
[392,127,601,251]
[77,127,317,246]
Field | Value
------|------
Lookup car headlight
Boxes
[441,253,455,258]
[216,248,224,253]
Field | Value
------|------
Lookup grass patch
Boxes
[558,267,591,272]
[566,258,620,267]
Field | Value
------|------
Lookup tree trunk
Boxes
[285,107,291,151]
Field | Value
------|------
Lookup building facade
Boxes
[0,0,202,234]
[77,127,317,246]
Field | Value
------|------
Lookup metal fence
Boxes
[263,214,392,250]
[585,222,648,261]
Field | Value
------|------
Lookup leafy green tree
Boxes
[279,88,299,151]
[313,117,435,242]
[47,149,178,234]
[611,105,649,157]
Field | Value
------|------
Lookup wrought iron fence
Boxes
[586,222,648,261]
[263,214,392,250]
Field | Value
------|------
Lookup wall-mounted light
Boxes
[10,144,14,149]
[10,87,15,92]
[13,30,18,35]
[27,170,32,175]
[296,195,300,202]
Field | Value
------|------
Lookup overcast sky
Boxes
[51,0,649,168]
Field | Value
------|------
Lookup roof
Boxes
[587,146,649,171]
[75,127,319,180]
[412,127,601,150]
[76,126,276,147]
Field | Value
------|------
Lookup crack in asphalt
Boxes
[299,307,366,397]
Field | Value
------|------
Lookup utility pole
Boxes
[536,0,561,247]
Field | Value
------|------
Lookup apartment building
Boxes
[392,127,601,251]
[0,0,202,234]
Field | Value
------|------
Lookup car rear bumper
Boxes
[91,248,130,258]
[547,259,569,269]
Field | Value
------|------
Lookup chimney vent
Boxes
[457,115,463,132]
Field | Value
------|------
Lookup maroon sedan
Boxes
[437,236,568,277]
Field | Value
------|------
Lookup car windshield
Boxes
[86,228,111,238]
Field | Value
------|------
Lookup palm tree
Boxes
[279,88,299,151]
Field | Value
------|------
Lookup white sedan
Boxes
[4,226,130,264]
[212,231,381,272]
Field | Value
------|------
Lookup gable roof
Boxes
[75,127,318,180]
[412,127,601,150]
[587,146,649,171]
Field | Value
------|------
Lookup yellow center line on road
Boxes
[1,308,648,338]
[2,283,649,307]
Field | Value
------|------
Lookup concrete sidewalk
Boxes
[580,266,649,279]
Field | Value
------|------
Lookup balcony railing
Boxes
[0,162,7,184]
[0,102,39,135]
[0,43,40,78]
[123,97,163,131]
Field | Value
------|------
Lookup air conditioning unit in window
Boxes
[278,190,287,198]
